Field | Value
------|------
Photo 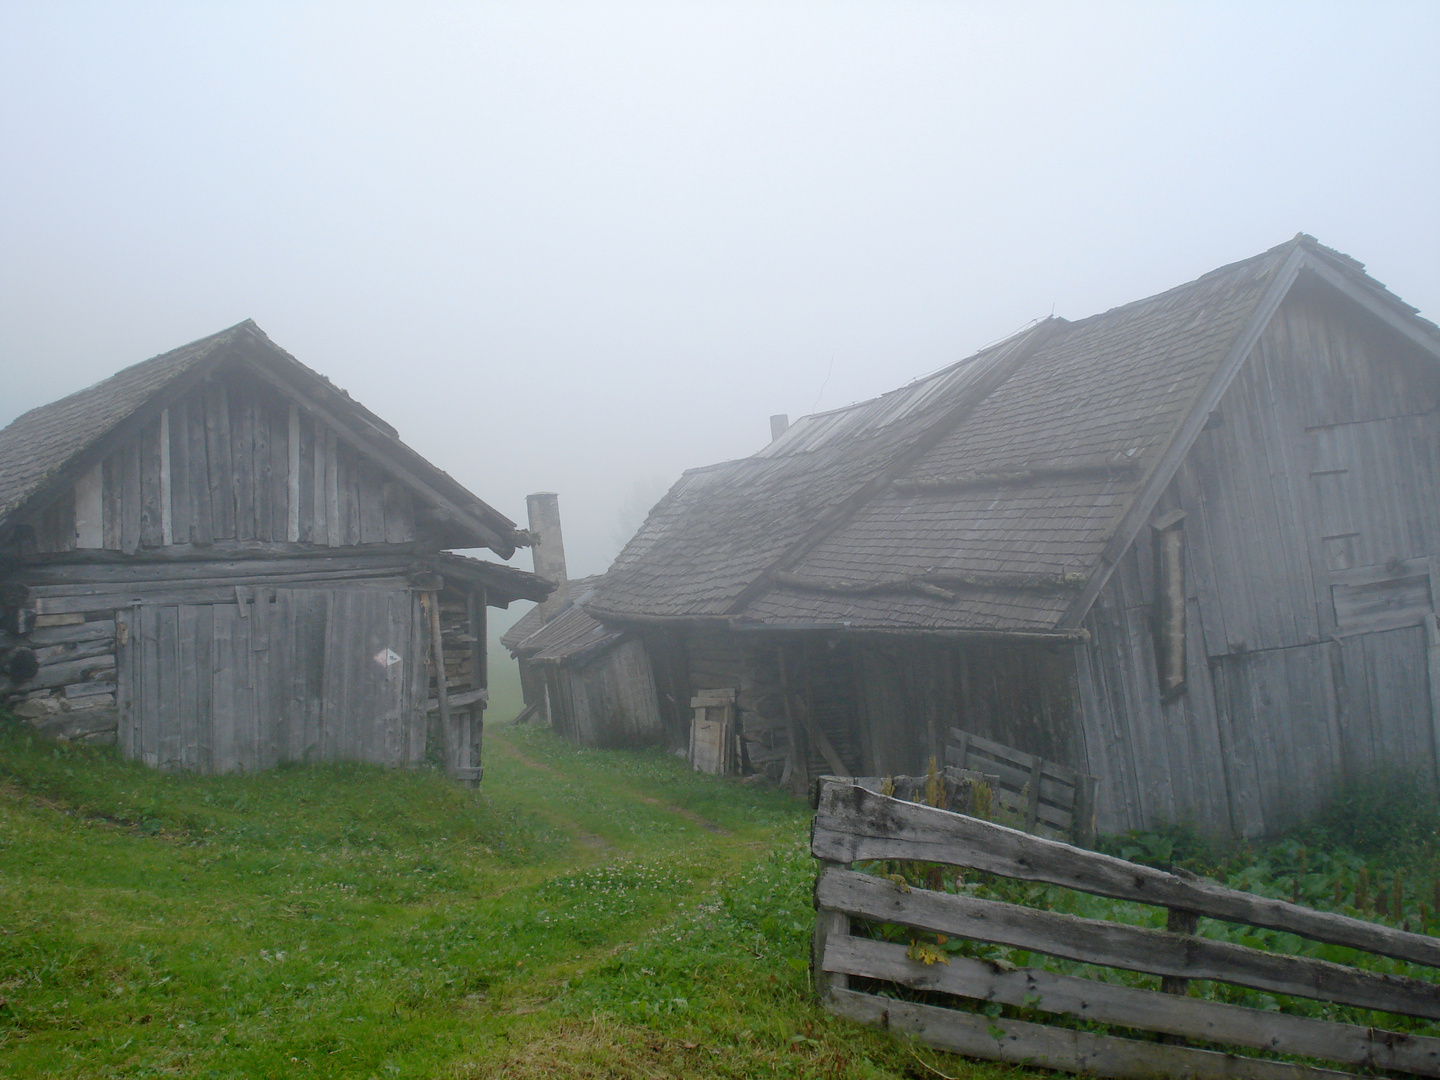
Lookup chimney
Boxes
[526,492,568,587]
[769,413,789,442]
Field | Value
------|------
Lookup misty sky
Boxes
[3,2,1438,591]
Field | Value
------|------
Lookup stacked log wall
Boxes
[7,613,120,744]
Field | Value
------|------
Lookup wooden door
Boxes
[116,587,423,773]
[318,588,425,766]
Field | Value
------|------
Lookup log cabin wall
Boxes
[1076,282,1440,837]
[1,376,528,778]
[682,627,788,765]
[18,367,417,555]
[5,563,435,769]
[3,366,424,762]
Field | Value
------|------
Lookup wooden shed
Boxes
[587,235,1440,838]
[504,576,664,749]
[0,321,552,782]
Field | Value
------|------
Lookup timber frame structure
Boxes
[587,235,1440,838]
[0,321,553,780]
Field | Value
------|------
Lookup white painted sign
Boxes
[373,648,402,669]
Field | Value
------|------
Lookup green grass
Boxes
[485,638,525,722]
[0,717,1020,1079]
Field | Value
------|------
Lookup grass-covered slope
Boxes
[0,718,1011,1079]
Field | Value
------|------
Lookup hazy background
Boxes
[3,3,1438,634]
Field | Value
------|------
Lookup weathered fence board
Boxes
[817,867,1440,1019]
[813,782,1440,968]
[811,779,1440,1078]
[824,936,1440,1075]
[947,726,1098,845]
[826,988,1357,1080]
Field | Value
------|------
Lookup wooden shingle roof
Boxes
[501,576,623,663]
[589,236,1440,636]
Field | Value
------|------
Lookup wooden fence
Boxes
[811,779,1440,1079]
[946,727,1097,846]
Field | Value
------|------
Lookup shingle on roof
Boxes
[501,575,600,653]
[589,236,1436,635]
[503,577,620,663]
[0,323,246,524]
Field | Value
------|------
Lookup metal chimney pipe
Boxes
[526,492,568,587]
[769,413,789,442]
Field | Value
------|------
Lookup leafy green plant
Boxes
[1306,767,1440,856]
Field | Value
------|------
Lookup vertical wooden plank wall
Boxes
[79,584,430,775]
[21,369,419,552]
[1076,286,1440,838]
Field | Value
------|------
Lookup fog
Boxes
[3,2,1437,588]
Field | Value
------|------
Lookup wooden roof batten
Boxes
[589,234,1440,641]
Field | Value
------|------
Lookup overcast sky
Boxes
[2,1,1437,586]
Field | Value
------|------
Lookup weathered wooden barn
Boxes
[0,321,552,781]
[586,235,1440,838]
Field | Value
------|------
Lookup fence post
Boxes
[812,858,850,999]
[1160,906,1200,996]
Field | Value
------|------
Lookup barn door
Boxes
[120,597,237,771]
[318,588,423,767]
[1326,561,1440,784]
[116,587,421,773]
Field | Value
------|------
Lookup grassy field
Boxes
[0,715,1023,1079]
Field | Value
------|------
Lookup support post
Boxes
[426,590,456,779]
[812,859,850,1001]
[466,588,487,787]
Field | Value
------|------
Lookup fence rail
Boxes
[811,779,1440,1079]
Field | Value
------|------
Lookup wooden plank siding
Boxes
[1075,284,1440,837]
[18,368,419,554]
[544,638,664,750]
[1,324,546,786]
[112,587,423,773]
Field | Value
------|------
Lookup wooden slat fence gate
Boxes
[947,727,1098,846]
[811,779,1440,1079]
